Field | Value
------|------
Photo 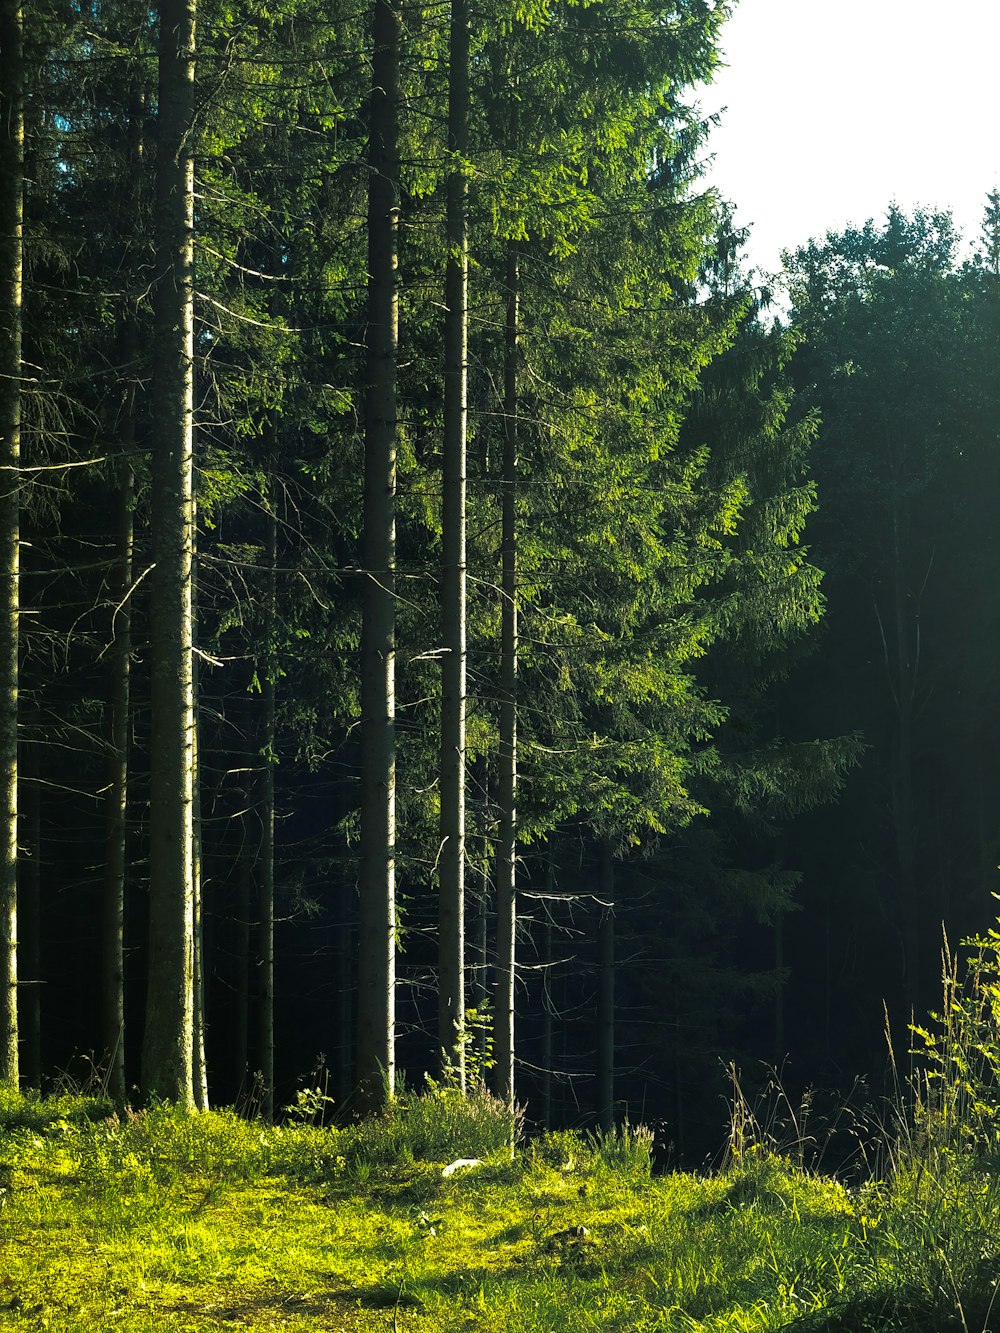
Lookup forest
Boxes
[2,0,1000,1172]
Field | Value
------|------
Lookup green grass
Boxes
[2,1091,1000,1332]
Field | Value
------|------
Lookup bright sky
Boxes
[698,0,1000,279]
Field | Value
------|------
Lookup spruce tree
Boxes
[0,0,23,1089]
[357,0,401,1111]
[142,0,198,1107]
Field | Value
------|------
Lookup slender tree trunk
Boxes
[773,910,784,1064]
[0,0,23,1090]
[596,842,615,1133]
[438,0,470,1087]
[103,464,133,1103]
[17,744,38,1088]
[891,496,918,1010]
[257,487,276,1123]
[334,903,353,1109]
[191,669,208,1110]
[142,0,197,1107]
[233,855,250,1098]
[493,244,519,1108]
[102,84,143,1109]
[467,760,489,1066]
[672,970,684,1160]
[541,905,553,1130]
[472,836,489,1065]
[356,0,400,1113]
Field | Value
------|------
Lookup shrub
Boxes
[527,1128,593,1172]
[0,1087,113,1131]
[344,1081,522,1171]
[265,1122,344,1182]
[586,1121,654,1178]
[907,926,1000,1168]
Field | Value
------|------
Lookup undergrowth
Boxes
[4,931,1000,1330]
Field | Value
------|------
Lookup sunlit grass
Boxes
[1,1091,999,1331]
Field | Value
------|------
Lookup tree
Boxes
[493,242,520,1108]
[0,0,23,1088]
[438,0,470,1087]
[102,79,145,1108]
[141,0,198,1107]
[784,208,983,1024]
[357,0,401,1112]
[478,0,728,1107]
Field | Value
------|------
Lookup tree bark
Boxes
[890,490,918,1010]
[334,902,353,1109]
[191,663,208,1110]
[356,0,400,1113]
[0,0,23,1090]
[102,81,143,1110]
[142,0,197,1107]
[541,905,553,1130]
[493,244,519,1108]
[233,855,250,1098]
[472,836,489,1066]
[102,463,132,1103]
[17,744,38,1089]
[257,487,276,1123]
[438,0,470,1088]
[596,842,615,1134]
[773,910,785,1064]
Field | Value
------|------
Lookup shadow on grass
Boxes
[783,1271,1000,1333]
[167,1285,422,1325]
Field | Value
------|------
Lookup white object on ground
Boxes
[441,1158,481,1177]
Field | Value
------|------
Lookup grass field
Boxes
[2,1079,1000,1333]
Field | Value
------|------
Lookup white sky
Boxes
[698,0,1000,278]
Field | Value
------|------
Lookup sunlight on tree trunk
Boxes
[142,0,197,1108]
[17,745,39,1089]
[438,0,470,1091]
[493,244,519,1110]
[356,0,400,1114]
[0,0,22,1091]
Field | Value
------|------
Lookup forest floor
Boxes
[0,1088,998,1333]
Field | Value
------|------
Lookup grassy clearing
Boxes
[2,1084,1000,1332]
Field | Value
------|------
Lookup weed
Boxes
[343,1080,522,1173]
[585,1120,654,1178]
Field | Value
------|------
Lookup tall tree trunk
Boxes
[142,0,197,1107]
[493,244,519,1108]
[102,79,143,1110]
[596,842,615,1133]
[541,905,553,1130]
[0,0,23,1090]
[356,0,400,1113]
[233,858,252,1098]
[233,855,251,1099]
[17,744,38,1088]
[257,487,276,1123]
[334,902,353,1109]
[191,666,208,1110]
[891,494,918,1011]
[773,910,784,1064]
[103,462,132,1104]
[438,0,470,1088]
[472,834,489,1065]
